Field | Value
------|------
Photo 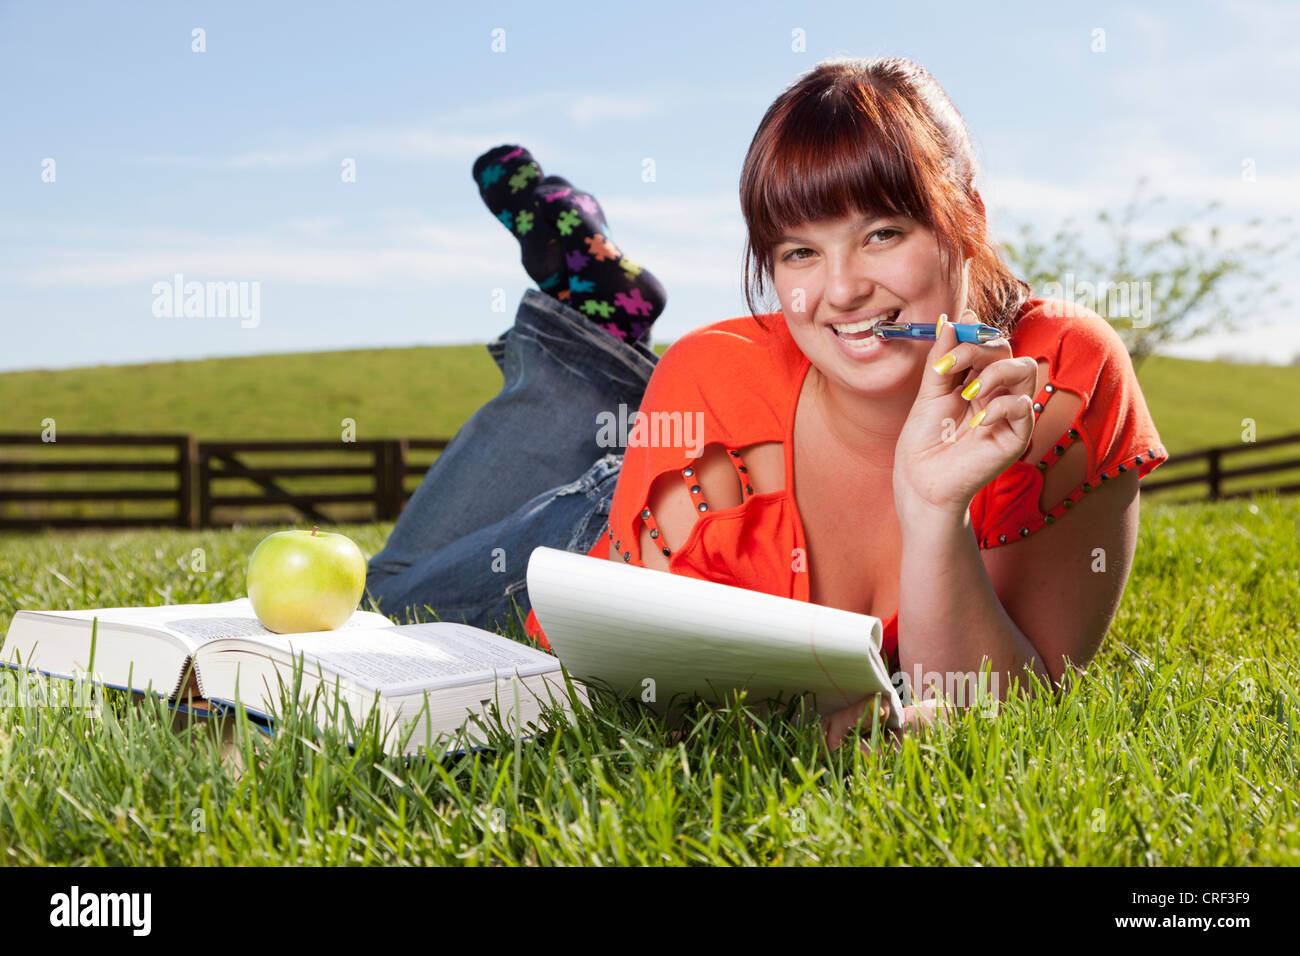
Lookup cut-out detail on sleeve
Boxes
[1015,362,1088,512]
[632,442,766,571]
[546,313,804,653]
[976,363,1169,551]
[681,463,711,514]
[639,506,671,559]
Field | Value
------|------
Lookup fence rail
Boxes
[0,433,194,531]
[0,430,1297,531]
[1137,429,1300,500]
[0,434,448,531]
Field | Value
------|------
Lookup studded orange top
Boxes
[525,298,1169,672]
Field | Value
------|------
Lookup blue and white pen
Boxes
[873,319,1005,344]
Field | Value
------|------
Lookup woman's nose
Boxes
[823,253,875,309]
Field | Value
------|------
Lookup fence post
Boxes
[197,446,212,528]
[374,439,407,520]
[1207,448,1221,501]
[390,439,407,519]
[372,443,388,521]
[177,434,197,529]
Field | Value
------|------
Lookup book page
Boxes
[230,623,559,696]
[26,598,394,649]
[524,546,904,727]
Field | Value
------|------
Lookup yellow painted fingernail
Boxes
[936,313,946,340]
[969,408,988,428]
[961,378,981,400]
[932,353,957,375]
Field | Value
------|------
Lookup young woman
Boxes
[365,57,1169,753]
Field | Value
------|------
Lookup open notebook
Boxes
[525,547,904,730]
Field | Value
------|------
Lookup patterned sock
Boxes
[534,174,667,344]
[472,144,565,296]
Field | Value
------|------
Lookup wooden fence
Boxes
[197,438,448,527]
[1,430,1298,531]
[0,434,447,530]
[0,433,195,531]
[1137,430,1300,500]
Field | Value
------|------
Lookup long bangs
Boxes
[740,68,958,321]
[746,90,935,255]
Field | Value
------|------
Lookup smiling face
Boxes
[772,210,968,397]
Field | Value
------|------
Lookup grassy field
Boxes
[2,343,1300,528]
[1,342,1296,446]
[1,343,1298,864]
[0,342,671,526]
[2,345,1300,525]
[0,341,671,439]
[0,493,1297,865]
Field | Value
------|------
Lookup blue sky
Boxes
[2,0,1297,373]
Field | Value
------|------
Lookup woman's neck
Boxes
[808,364,918,474]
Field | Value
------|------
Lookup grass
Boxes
[1,345,1294,448]
[0,342,674,525]
[0,342,673,440]
[1,341,1298,864]
[1,493,1297,865]
[2,346,1299,525]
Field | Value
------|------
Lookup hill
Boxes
[0,343,1297,521]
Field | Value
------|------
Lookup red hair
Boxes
[740,56,1029,334]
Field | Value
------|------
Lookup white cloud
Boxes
[138,129,556,170]
[599,193,743,229]
[4,191,752,291]
[1118,5,1169,58]
[131,88,664,170]
[10,249,503,286]
[983,164,1300,225]
[567,94,660,126]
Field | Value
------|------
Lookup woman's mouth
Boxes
[826,310,901,359]
[830,309,901,340]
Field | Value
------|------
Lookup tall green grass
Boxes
[1,492,1296,865]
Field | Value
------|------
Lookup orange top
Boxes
[525,298,1169,673]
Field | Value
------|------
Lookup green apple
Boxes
[246,526,367,633]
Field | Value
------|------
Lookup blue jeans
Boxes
[364,288,660,632]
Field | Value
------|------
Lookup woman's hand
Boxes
[892,309,1039,519]
[820,695,956,755]
[820,695,890,754]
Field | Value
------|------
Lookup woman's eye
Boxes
[780,231,897,262]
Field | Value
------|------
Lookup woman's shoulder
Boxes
[658,310,796,367]
[971,294,1167,549]
[644,310,801,424]
[1009,297,1138,400]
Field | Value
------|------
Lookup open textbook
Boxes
[0,597,582,756]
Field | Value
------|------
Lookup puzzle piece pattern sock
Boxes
[534,175,667,345]
[472,145,565,295]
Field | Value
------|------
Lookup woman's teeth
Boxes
[832,310,900,341]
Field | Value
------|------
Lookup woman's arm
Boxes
[823,468,1139,754]
[887,313,1145,709]
[896,466,1140,703]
